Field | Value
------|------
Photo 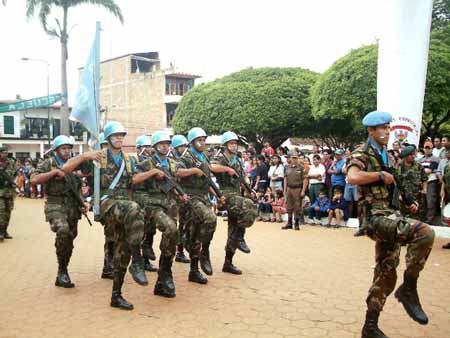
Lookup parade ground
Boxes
[1,199,450,338]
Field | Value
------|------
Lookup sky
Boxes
[0,0,386,105]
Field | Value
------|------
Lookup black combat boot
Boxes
[361,310,389,338]
[142,233,156,261]
[282,213,293,230]
[55,256,75,288]
[188,257,208,284]
[154,256,176,298]
[128,253,148,286]
[294,219,300,231]
[101,241,114,279]
[144,258,158,272]
[110,271,133,310]
[4,225,12,239]
[199,244,213,276]
[222,250,242,275]
[235,228,251,254]
[395,274,429,325]
[0,224,5,241]
[175,244,190,263]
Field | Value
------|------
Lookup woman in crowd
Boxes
[268,155,285,191]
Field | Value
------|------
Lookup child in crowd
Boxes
[271,189,286,222]
[327,188,349,228]
[15,170,25,197]
[309,190,330,224]
[257,187,274,221]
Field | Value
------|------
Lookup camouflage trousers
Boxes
[101,219,115,260]
[366,212,435,312]
[178,203,188,246]
[141,204,178,257]
[286,187,304,217]
[45,200,80,261]
[225,194,257,253]
[0,196,14,226]
[101,199,144,273]
[184,196,217,257]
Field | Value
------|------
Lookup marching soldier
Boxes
[347,111,435,338]
[133,130,186,297]
[134,135,158,273]
[31,136,88,288]
[176,127,218,284]
[171,134,191,264]
[0,145,16,241]
[211,131,257,274]
[395,145,428,220]
[283,151,308,230]
[62,121,146,310]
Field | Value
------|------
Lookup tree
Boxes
[432,0,450,31]
[311,24,450,143]
[26,0,123,136]
[173,67,319,148]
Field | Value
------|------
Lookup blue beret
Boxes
[362,111,393,127]
[399,145,416,159]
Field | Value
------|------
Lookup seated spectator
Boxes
[271,189,286,222]
[256,188,274,222]
[309,190,330,224]
[326,188,349,228]
[302,195,311,219]
[15,170,25,197]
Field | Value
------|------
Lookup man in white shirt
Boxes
[307,154,326,204]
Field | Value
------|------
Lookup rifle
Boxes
[147,153,188,198]
[64,172,93,226]
[216,148,257,202]
[186,149,223,198]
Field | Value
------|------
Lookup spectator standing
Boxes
[253,155,269,193]
[276,147,288,166]
[439,136,450,159]
[328,149,346,194]
[268,155,285,191]
[343,153,359,218]
[432,137,444,158]
[307,155,326,205]
[261,142,275,158]
[247,142,257,156]
[248,158,258,187]
[322,149,334,195]
[308,145,322,164]
[418,141,440,224]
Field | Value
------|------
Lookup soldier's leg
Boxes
[198,199,217,276]
[187,201,208,284]
[111,233,133,310]
[425,180,438,224]
[175,204,190,263]
[362,241,400,338]
[230,196,257,255]
[142,215,158,272]
[151,208,177,297]
[0,197,8,241]
[4,197,14,239]
[395,221,435,325]
[51,218,76,288]
[101,222,115,279]
[282,188,294,229]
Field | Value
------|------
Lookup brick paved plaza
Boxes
[1,198,449,338]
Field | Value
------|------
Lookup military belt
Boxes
[287,184,303,189]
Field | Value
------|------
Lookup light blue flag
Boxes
[70,22,100,141]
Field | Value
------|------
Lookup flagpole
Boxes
[93,21,101,219]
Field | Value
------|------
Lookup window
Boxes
[4,116,14,135]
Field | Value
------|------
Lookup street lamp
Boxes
[21,57,51,147]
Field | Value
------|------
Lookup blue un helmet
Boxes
[136,135,152,148]
[187,127,207,144]
[221,131,239,145]
[53,135,74,150]
[99,132,108,146]
[151,131,171,147]
[171,135,188,149]
[103,121,127,140]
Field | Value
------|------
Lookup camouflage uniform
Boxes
[0,157,16,240]
[96,150,145,298]
[395,161,427,220]
[284,163,307,228]
[211,153,257,273]
[32,156,81,286]
[443,162,450,202]
[177,149,217,281]
[349,140,434,315]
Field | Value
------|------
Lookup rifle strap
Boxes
[101,159,126,201]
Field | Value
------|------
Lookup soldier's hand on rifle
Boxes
[83,151,102,162]
[380,171,395,185]
[149,168,166,180]
[182,194,190,204]
[193,168,204,177]
[227,167,238,177]
[408,202,419,214]
[52,169,65,179]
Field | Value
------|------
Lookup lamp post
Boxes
[21,57,51,147]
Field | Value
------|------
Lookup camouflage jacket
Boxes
[211,152,242,195]
[395,161,427,207]
[443,162,450,202]
[177,149,211,197]
[0,158,16,198]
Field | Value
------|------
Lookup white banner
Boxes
[377,0,433,147]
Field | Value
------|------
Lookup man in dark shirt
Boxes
[253,155,269,193]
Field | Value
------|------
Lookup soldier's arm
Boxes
[30,160,62,184]
[210,163,236,176]
[347,166,383,185]
[61,151,102,173]
[132,161,165,185]
[176,159,203,178]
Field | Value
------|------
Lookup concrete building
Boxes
[94,52,200,150]
[0,99,87,162]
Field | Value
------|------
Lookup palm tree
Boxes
[26,0,123,136]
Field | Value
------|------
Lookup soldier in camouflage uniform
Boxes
[282,152,308,230]
[134,135,158,273]
[31,136,86,288]
[133,131,187,297]
[441,150,450,249]
[211,132,257,274]
[0,145,16,241]
[171,134,191,264]
[347,111,435,338]
[62,122,145,310]
[176,127,219,284]
[395,145,428,220]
